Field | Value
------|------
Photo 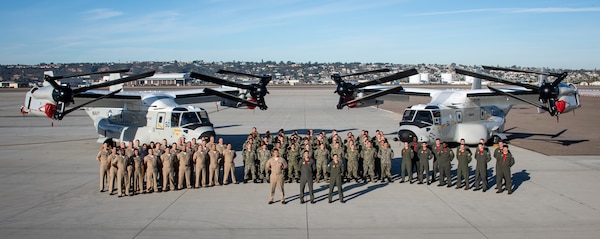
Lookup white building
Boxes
[441,73,454,84]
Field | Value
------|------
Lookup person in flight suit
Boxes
[208,144,222,186]
[257,143,271,183]
[314,143,330,183]
[328,154,345,203]
[473,143,491,192]
[417,142,433,185]
[362,141,377,183]
[437,142,454,187]
[222,144,237,185]
[410,137,420,176]
[115,148,130,197]
[132,149,144,195]
[496,145,515,194]
[125,142,135,192]
[493,141,507,190]
[345,142,361,183]
[161,147,176,191]
[96,143,111,192]
[286,143,301,183]
[399,142,414,184]
[431,138,442,183]
[242,142,257,183]
[455,144,472,190]
[107,147,118,195]
[177,145,193,189]
[378,142,394,183]
[299,150,316,204]
[144,148,159,193]
[193,141,208,188]
[266,148,288,204]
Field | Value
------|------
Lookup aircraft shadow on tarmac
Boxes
[505,127,589,146]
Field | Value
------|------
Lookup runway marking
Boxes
[426,186,490,239]
[133,188,190,239]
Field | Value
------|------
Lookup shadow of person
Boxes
[343,183,388,202]
[511,169,531,192]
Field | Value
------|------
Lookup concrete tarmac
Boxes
[0,88,599,239]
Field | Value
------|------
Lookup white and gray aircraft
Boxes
[20,69,267,144]
[331,66,581,145]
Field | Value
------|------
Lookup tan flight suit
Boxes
[96,149,111,191]
[193,147,208,188]
[266,156,288,203]
[132,155,144,194]
[144,154,159,193]
[208,149,221,186]
[223,149,237,184]
[125,148,135,192]
[161,152,176,191]
[115,154,129,196]
[177,150,193,189]
[108,153,118,194]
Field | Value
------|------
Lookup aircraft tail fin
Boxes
[108,73,124,92]
[470,68,482,90]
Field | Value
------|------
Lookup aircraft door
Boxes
[156,112,165,130]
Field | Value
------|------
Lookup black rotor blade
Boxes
[482,65,562,78]
[58,89,123,120]
[44,77,62,89]
[47,69,131,81]
[341,85,405,108]
[550,72,568,88]
[203,88,261,108]
[455,68,539,91]
[190,72,253,90]
[354,68,418,89]
[217,69,266,79]
[73,71,155,94]
[487,86,551,112]
[341,68,391,78]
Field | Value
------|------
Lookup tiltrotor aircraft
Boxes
[20,69,269,144]
[330,66,580,145]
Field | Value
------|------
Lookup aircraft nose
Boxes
[398,130,416,142]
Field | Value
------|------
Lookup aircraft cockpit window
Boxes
[402,110,416,122]
[414,110,433,125]
[180,112,201,127]
[432,110,441,118]
[171,113,181,127]
[196,112,211,124]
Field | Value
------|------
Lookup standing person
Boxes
[222,144,237,185]
[399,142,414,183]
[177,145,193,189]
[266,149,288,204]
[161,147,176,191]
[417,142,433,185]
[96,143,111,192]
[327,154,345,203]
[410,137,420,176]
[257,143,271,183]
[493,141,506,190]
[286,143,301,183]
[242,142,257,183]
[132,149,145,195]
[473,143,491,192]
[437,142,454,187]
[431,138,442,183]
[115,148,129,197]
[193,142,208,188]
[107,147,118,195]
[314,143,330,183]
[378,142,394,183]
[496,145,515,194]
[345,143,360,183]
[144,148,159,193]
[208,144,222,186]
[455,144,472,190]
[361,141,377,183]
[299,150,316,204]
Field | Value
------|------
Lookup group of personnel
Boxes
[95,127,517,203]
[96,136,237,197]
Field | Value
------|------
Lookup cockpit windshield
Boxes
[402,110,416,122]
[414,110,433,125]
[180,112,201,126]
[196,111,211,124]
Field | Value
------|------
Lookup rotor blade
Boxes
[550,72,568,88]
[73,71,155,94]
[341,85,405,108]
[455,68,539,91]
[47,69,131,81]
[217,69,265,79]
[341,68,391,78]
[203,88,261,108]
[482,65,562,78]
[190,72,253,90]
[58,89,123,120]
[44,76,62,89]
[354,68,418,89]
[487,86,551,112]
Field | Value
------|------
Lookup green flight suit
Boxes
[417,148,433,184]
[437,147,454,186]
[496,151,515,193]
[474,148,491,190]
[455,148,472,189]
[400,148,414,182]
[327,160,345,203]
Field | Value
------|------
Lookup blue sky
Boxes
[1,0,599,69]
